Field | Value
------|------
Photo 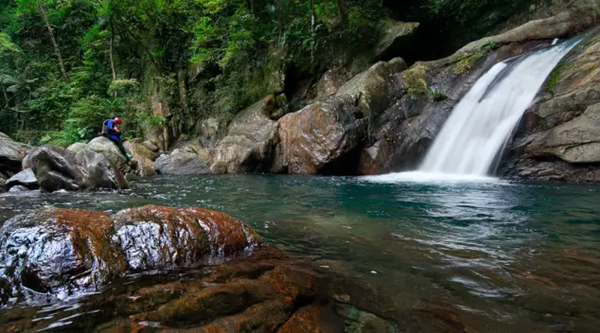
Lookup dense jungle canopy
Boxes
[0,0,534,145]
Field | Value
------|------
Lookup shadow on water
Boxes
[1,175,599,332]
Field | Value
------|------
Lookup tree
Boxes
[37,0,70,83]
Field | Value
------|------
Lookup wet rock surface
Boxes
[0,245,435,333]
[5,168,38,190]
[0,205,261,305]
[23,146,88,192]
[503,28,600,182]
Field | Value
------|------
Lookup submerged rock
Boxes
[7,185,30,193]
[5,169,38,190]
[23,146,88,192]
[0,205,262,304]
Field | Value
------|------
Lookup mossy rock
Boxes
[403,64,429,98]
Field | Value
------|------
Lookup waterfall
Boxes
[365,41,578,183]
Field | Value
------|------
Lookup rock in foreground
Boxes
[0,246,414,333]
[0,205,261,304]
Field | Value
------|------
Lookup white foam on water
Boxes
[363,171,499,184]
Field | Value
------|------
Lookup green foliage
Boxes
[544,63,563,91]
[430,89,447,102]
[488,40,499,50]
[0,0,537,147]
[0,33,19,53]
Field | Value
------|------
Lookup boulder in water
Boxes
[279,95,367,174]
[277,58,405,175]
[5,169,38,190]
[8,185,30,193]
[112,205,261,270]
[0,205,262,304]
[124,141,157,176]
[155,151,211,175]
[79,137,130,189]
[23,146,88,192]
[0,134,30,175]
[0,209,125,297]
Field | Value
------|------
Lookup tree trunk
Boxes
[109,21,118,99]
[37,0,70,83]
[335,0,347,22]
[310,0,316,64]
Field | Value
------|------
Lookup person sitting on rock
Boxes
[101,116,132,160]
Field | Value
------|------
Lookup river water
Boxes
[1,175,599,332]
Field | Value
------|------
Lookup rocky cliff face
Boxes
[502,28,600,182]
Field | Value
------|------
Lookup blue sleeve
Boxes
[107,120,113,128]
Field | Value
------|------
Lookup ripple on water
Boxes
[0,175,599,333]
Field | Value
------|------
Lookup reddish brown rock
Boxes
[277,305,329,333]
[112,205,261,270]
[0,208,126,296]
[0,205,263,304]
[278,96,367,174]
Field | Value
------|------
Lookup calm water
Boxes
[1,175,599,332]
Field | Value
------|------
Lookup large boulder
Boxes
[23,146,88,192]
[155,150,211,175]
[66,142,87,154]
[0,134,30,175]
[212,97,282,174]
[78,137,130,189]
[0,205,262,303]
[124,141,157,176]
[277,59,406,175]
[5,169,38,190]
[279,96,367,174]
[503,29,600,181]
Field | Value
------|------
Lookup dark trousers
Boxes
[105,134,128,159]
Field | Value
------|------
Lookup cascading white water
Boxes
[365,41,578,183]
[420,42,578,176]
